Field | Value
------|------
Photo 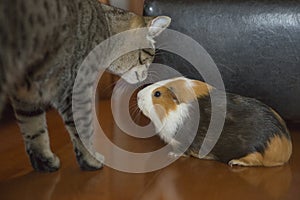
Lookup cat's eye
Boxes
[142,49,155,57]
[154,91,161,97]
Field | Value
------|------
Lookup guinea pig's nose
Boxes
[137,93,141,101]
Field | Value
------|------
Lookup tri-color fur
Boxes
[138,77,292,167]
[0,0,170,172]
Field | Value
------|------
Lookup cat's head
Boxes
[107,15,171,84]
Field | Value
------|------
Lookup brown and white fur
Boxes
[137,77,292,167]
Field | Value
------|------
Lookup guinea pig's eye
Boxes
[154,91,161,98]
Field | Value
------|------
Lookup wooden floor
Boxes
[0,100,299,200]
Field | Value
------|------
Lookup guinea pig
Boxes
[137,77,292,167]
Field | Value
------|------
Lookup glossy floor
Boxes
[0,101,299,200]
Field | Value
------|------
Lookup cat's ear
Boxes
[147,16,171,38]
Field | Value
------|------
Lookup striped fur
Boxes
[0,0,170,171]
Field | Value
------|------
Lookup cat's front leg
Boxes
[55,99,104,171]
[11,99,60,172]
[65,125,104,170]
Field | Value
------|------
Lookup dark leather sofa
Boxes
[144,0,300,122]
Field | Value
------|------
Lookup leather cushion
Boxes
[144,0,300,121]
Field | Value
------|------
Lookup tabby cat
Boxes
[0,0,170,171]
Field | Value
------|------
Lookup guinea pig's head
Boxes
[137,77,211,135]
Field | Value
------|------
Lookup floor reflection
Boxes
[0,171,61,200]
[140,158,293,200]
[230,165,292,199]
[139,169,183,200]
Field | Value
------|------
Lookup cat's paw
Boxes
[95,152,105,163]
[75,148,104,171]
[27,150,60,172]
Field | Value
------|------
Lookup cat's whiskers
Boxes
[97,82,115,97]
[153,50,164,57]
[133,109,143,124]
[129,103,138,111]
[128,102,142,122]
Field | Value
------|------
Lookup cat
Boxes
[0,0,171,172]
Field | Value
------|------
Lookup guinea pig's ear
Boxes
[191,80,213,98]
[169,87,180,104]
[147,16,171,38]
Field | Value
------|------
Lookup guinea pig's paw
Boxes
[228,159,248,167]
[168,152,181,159]
[168,152,188,159]
[228,154,265,167]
